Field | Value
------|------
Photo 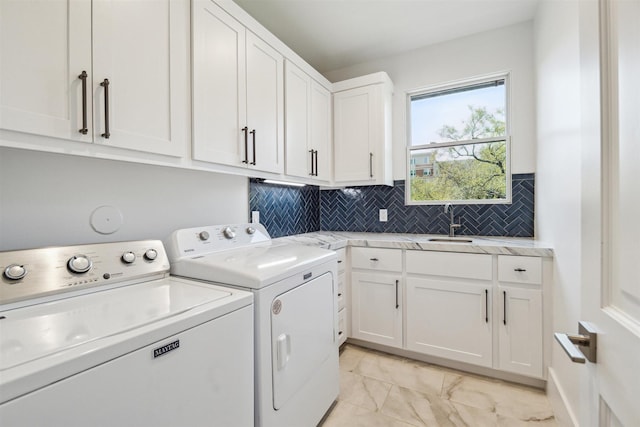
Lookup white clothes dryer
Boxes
[166,223,339,427]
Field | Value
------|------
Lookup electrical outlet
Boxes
[379,209,388,222]
[251,211,260,224]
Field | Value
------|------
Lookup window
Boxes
[406,75,510,205]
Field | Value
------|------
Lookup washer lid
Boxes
[171,242,336,288]
[0,277,243,372]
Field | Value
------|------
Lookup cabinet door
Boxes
[310,81,331,182]
[192,0,246,165]
[92,0,188,157]
[333,85,377,183]
[498,286,543,378]
[0,0,91,142]
[284,61,311,178]
[246,32,283,174]
[406,277,492,367]
[351,271,402,348]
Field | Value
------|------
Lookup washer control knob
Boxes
[144,249,158,261]
[67,255,92,274]
[246,227,256,235]
[222,227,236,239]
[121,251,136,264]
[4,264,27,280]
[198,231,210,241]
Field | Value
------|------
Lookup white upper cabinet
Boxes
[0,0,188,158]
[285,60,331,182]
[333,73,393,186]
[0,0,92,143]
[193,0,283,174]
[91,0,188,157]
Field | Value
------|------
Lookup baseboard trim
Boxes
[547,367,579,426]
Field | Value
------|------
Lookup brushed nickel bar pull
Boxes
[250,129,256,165]
[78,71,88,135]
[503,290,507,325]
[309,149,314,176]
[369,152,373,178]
[395,279,399,309]
[100,79,110,139]
[485,289,489,323]
[314,150,318,176]
[242,126,249,164]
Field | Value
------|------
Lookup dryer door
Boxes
[271,272,335,410]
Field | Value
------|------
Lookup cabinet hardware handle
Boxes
[337,260,343,264]
[395,279,399,309]
[242,127,249,164]
[503,290,507,325]
[369,152,373,178]
[338,293,342,297]
[309,149,314,176]
[338,331,343,336]
[78,71,88,135]
[369,258,379,262]
[100,79,110,139]
[485,289,489,323]
[514,268,527,272]
[250,129,256,165]
[314,150,318,176]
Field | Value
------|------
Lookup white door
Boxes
[284,60,311,179]
[271,272,335,410]
[192,0,246,166]
[406,277,492,367]
[310,80,332,182]
[0,0,91,142]
[92,0,187,157]
[351,271,402,348]
[333,86,375,182]
[498,286,543,378]
[579,0,640,424]
[246,31,283,174]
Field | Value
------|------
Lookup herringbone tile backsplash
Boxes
[249,174,534,238]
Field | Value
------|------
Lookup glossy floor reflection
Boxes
[321,344,557,427]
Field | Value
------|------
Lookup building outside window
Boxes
[406,74,510,205]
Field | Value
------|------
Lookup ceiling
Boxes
[232,0,539,75]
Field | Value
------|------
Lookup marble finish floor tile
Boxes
[320,344,557,427]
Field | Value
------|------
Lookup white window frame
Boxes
[405,72,512,206]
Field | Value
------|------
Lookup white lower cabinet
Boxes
[351,271,402,348]
[406,277,493,367]
[349,248,548,380]
[336,248,348,346]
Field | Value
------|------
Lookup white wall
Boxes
[534,1,583,425]
[0,147,248,250]
[324,21,536,181]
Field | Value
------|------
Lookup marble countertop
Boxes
[274,231,554,257]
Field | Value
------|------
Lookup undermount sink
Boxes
[428,238,473,243]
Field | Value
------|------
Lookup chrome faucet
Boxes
[444,204,461,237]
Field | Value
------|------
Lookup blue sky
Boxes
[410,84,505,146]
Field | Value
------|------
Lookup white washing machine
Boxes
[166,223,339,427]
[0,240,254,427]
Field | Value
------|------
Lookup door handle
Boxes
[242,126,249,164]
[78,71,88,134]
[395,279,399,309]
[276,333,291,370]
[369,152,374,178]
[100,78,110,139]
[484,289,489,323]
[250,129,256,165]
[314,150,318,176]
[554,321,597,363]
[309,149,314,176]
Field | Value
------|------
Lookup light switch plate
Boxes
[379,209,388,222]
[251,211,260,223]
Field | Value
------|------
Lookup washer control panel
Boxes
[0,240,170,307]
[166,223,271,259]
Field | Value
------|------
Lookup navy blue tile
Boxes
[248,178,320,238]
[319,173,535,237]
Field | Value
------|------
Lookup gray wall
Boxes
[0,148,248,250]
